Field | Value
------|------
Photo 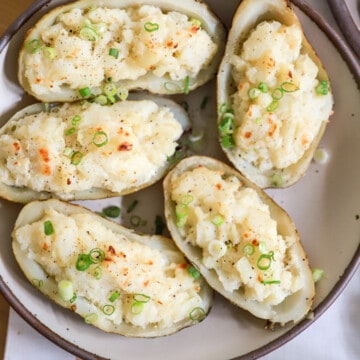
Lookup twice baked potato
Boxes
[12,199,213,337]
[18,0,226,102]
[164,156,315,324]
[0,96,189,203]
[217,0,334,188]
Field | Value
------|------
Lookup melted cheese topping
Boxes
[0,101,182,197]
[170,166,304,305]
[14,209,203,329]
[24,5,217,96]
[230,21,333,171]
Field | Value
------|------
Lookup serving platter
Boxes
[0,0,359,359]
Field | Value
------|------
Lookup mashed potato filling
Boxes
[229,21,333,171]
[24,5,217,96]
[170,166,304,305]
[14,208,203,329]
[0,101,182,196]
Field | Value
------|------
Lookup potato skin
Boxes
[163,156,315,324]
[12,199,213,337]
[217,0,334,188]
[18,0,226,102]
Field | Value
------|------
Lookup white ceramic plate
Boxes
[0,1,359,359]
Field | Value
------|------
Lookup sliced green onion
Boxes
[131,301,144,314]
[312,268,325,283]
[184,75,190,95]
[109,290,120,302]
[70,151,83,165]
[63,147,72,157]
[271,88,284,100]
[102,304,115,315]
[103,205,121,218]
[103,83,118,97]
[127,200,138,213]
[257,254,272,270]
[281,82,298,92]
[271,173,283,187]
[243,244,255,256]
[218,117,234,135]
[164,81,181,93]
[70,293,77,303]
[58,280,74,301]
[315,80,329,95]
[220,134,235,148]
[93,22,107,34]
[84,312,98,324]
[93,131,108,147]
[44,220,54,235]
[144,22,159,32]
[117,87,128,101]
[65,127,76,136]
[248,87,261,99]
[43,46,57,60]
[79,87,92,98]
[89,248,105,264]
[190,18,202,28]
[26,39,42,54]
[94,266,102,279]
[219,102,233,114]
[211,214,224,226]
[261,279,281,285]
[71,115,81,126]
[32,279,43,288]
[266,100,279,112]
[155,215,165,235]
[80,26,99,41]
[189,307,206,321]
[76,254,91,271]
[258,241,267,254]
[181,194,194,205]
[187,266,200,280]
[258,82,268,93]
[133,293,151,303]
[94,95,108,105]
[130,215,141,227]
[109,47,119,59]
[176,204,189,219]
[208,240,227,258]
[176,216,187,228]
[313,148,329,164]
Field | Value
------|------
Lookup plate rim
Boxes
[0,0,359,359]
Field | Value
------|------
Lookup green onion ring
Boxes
[94,266,102,279]
[271,88,284,100]
[109,47,119,59]
[103,205,121,218]
[266,100,279,112]
[248,87,261,99]
[44,220,54,235]
[79,87,92,98]
[144,22,159,32]
[84,312,98,324]
[109,290,120,302]
[133,293,151,303]
[257,254,272,270]
[242,243,255,256]
[281,82,298,92]
[89,248,105,264]
[102,304,115,315]
[76,254,91,271]
[258,82,268,93]
[93,131,108,147]
[189,307,206,321]
[70,151,83,165]
[26,39,42,54]
[131,301,144,314]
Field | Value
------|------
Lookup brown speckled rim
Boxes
[328,0,360,58]
[0,1,359,359]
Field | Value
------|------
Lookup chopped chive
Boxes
[220,134,235,148]
[70,293,77,303]
[176,204,189,219]
[315,80,329,95]
[44,220,54,235]
[71,115,81,126]
[261,279,281,285]
[80,26,99,41]
[258,82,268,93]
[187,266,200,280]
[26,39,42,54]
[127,200,138,213]
[79,87,92,98]
[65,127,76,136]
[109,290,120,302]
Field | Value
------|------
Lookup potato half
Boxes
[0,96,189,203]
[217,0,334,188]
[163,156,315,324]
[12,199,213,337]
[18,0,226,102]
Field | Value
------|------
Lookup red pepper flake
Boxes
[243,232,249,238]
[35,77,42,84]
[288,70,293,78]
[157,299,163,305]
[190,25,199,34]
[42,242,48,251]
[144,280,150,287]
[268,123,277,137]
[252,239,259,246]
[70,304,77,312]
[215,183,222,190]
[244,131,252,139]
[146,260,154,265]
[108,245,116,255]
[118,142,133,151]
[194,286,200,292]
[119,251,127,259]
[39,148,50,162]
[257,275,262,282]
[122,268,129,276]
[13,142,20,152]
[178,263,188,269]
[67,178,71,185]
[104,257,115,262]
